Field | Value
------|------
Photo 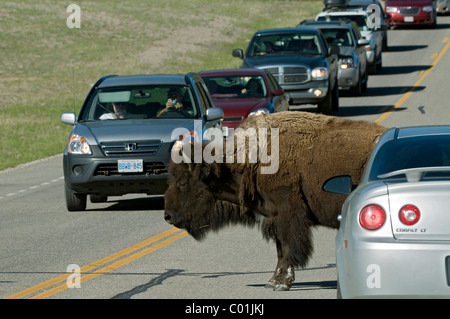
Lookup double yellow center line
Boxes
[5,227,187,299]
[374,36,450,124]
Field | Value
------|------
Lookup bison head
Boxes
[163,142,256,240]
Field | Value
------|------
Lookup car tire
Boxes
[349,70,363,96]
[362,70,368,92]
[65,183,87,211]
[317,87,333,115]
[336,277,342,299]
[376,51,382,72]
[331,83,339,112]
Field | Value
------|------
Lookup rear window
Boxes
[369,135,450,181]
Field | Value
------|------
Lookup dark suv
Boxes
[61,73,223,211]
[232,27,339,114]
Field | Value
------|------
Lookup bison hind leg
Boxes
[261,215,313,291]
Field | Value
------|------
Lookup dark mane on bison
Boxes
[164,111,386,291]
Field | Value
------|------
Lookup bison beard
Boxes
[164,111,386,291]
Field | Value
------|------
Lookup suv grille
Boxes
[263,66,310,85]
[100,140,162,156]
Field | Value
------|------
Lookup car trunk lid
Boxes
[387,181,450,241]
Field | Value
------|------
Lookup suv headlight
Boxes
[340,57,354,69]
[422,5,433,12]
[311,67,328,80]
[68,134,92,154]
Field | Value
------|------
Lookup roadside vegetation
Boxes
[0,0,322,171]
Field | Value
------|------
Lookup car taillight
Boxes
[359,204,386,230]
[399,204,421,225]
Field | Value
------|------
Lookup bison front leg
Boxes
[265,240,295,291]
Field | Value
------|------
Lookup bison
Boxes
[164,111,386,291]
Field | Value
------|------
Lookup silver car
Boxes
[299,21,369,95]
[437,0,450,15]
[324,125,450,298]
[61,73,223,211]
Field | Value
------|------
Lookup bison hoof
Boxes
[264,282,290,291]
[264,282,276,289]
[274,284,290,291]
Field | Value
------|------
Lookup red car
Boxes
[385,0,437,28]
[199,69,289,130]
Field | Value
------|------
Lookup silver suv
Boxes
[61,73,223,211]
[317,6,385,73]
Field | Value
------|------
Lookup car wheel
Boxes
[331,83,339,112]
[349,70,362,96]
[317,87,333,115]
[376,51,382,72]
[90,195,108,203]
[362,69,368,92]
[336,277,342,299]
[65,183,87,211]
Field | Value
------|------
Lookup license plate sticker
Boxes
[118,159,143,173]
[404,16,414,22]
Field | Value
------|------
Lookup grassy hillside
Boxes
[0,0,323,171]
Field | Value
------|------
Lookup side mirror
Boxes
[273,89,284,96]
[322,175,353,195]
[61,112,76,125]
[206,107,224,122]
[328,44,339,56]
[357,38,370,47]
[232,48,244,59]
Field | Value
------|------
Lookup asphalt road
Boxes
[1,17,450,302]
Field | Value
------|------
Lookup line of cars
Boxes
[231,0,389,115]
[59,0,440,212]
[60,0,450,300]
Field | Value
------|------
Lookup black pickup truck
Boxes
[233,27,339,114]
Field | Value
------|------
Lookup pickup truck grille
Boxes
[100,140,162,156]
[263,66,310,85]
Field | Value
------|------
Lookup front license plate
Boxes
[404,16,414,22]
[118,159,143,173]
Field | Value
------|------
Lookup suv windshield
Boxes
[317,15,370,32]
[247,33,323,57]
[202,75,268,98]
[321,28,354,46]
[369,135,450,181]
[79,85,198,121]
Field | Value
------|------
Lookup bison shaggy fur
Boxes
[164,111,386,291]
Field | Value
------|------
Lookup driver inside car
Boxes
[157,88,188,117]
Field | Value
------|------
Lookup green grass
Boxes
[0,0,323,171]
